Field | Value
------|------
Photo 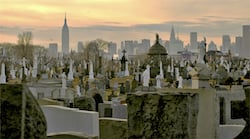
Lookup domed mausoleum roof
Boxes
[148,34,167,55]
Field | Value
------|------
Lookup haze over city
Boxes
[1,0,250,50]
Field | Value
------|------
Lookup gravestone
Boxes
[142,65,150,87]
[232,87,250,139]
[125,80,130,93]
[0,63,6,84]
[93,93,104,111]
[74,96,95,111]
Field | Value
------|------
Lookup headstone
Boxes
[125,80,130,93]
[32,55,38,78]
[74,96,96,111]
[156,74,162,88]
[61,72,67,89]
[112,98,127,119]
[93,93,104,111]
[68,59,74,80]
[124,61,129,76]
[175,67,179,80]
[160,61,164,79]
[142,65,150,87]
[76,85,81,96]
[0,63,6,84]
[120,83,125,95]
[89,61,94,80]
[10,64,16,79]
[178,76,183,88]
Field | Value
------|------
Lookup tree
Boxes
[16,31,34,60]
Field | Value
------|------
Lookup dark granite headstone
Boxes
[234,87,250,139]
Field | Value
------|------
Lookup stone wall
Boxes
[0,84,47,139]
[99,118,128,139]
[127,89,217,139]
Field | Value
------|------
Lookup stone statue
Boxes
[198,38,206,64]
[142,65,150,87]
[177,76,183,88]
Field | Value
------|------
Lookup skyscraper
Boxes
[48,43,58,58]
[235,36,242,56]
[221,35,231,54]
[189,32,198,53]
[241,25,250,59]
[61,14,69,54]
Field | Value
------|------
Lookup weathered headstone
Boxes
[0,63,6,84]
[142,65,150,87]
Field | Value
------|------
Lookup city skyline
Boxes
[1,0,250,50]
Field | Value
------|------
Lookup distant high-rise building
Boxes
[61,14,69,54]
[189,32,198,53]
[235,36,242,56]
[221,35,231,54]
[48,43,58,58]
[77,41,84,53]
[241,25,250,58]
[108,42,117,57]
[168,26,184,55]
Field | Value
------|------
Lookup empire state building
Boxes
[62,15,69,54]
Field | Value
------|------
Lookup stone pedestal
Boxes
[127,89,217,139]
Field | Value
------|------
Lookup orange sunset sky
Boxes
[1,0,250,51]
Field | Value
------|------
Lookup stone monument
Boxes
[142,65,150,87]
[61,72,67,89]
[198,38,206,64]
[68,59,74,80]
[32,55,38,78]
[124,61,129,76]
[89,61,94,80]
[0,63,6,84]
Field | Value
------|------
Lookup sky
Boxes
[1,0,250,51]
